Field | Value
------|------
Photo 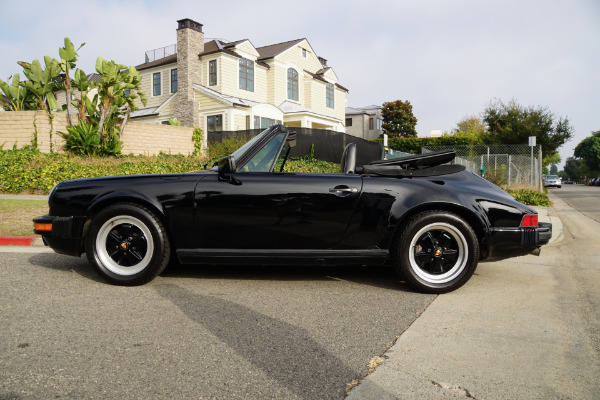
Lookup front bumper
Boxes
[484,222,552,260]
[33,215,86,257]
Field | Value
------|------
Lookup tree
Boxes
[573,130,600,173]
[454,115,487,136]
[542,151,561,175]
[482,98,573,159]
[549,164,558,175]
[381,100,418,137]
[57,37,85,126]
[563,157,588,181]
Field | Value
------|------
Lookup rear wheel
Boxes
[85,203,170,285]
[395,211,478,293]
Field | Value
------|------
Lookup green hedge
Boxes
[0,148,340,194]
[374,133,484,154]
[1,148,550,208]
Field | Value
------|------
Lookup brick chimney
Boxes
[175,18,204,127]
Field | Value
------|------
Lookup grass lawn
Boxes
[0,199,48,236]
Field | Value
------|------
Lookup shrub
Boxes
[505,189,551,207]
[58,120,122,157]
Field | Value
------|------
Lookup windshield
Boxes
[238,131,287,172]
[230,128,271,161]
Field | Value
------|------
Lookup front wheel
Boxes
[85,203,170,285]
[394,211,479,293]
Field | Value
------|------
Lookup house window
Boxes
[377,119,382,130]
[254,116,260,129]
[207,115,223,131]
[171,69,177,93]
[302,48,307,58]
[261,117,275,129]
[345,118,353,127]
[246,115,250,129]
[153,72,161,96]
[369,118,374,130]
[209,60,217,86]
[287,68,298,101]
[239,58,254,91]
[326,83,334,108]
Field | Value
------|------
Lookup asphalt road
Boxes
[0,252,434,399]
[546,183,600,222]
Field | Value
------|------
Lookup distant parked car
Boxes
[563,179,574,184]
[543,175,561,188]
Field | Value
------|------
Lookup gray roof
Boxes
[256,39,305,60]
[279,100,341,122]
[345,105,380,115]
[130,107,159,118]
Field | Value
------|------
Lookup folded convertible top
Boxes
[358,150,465,177]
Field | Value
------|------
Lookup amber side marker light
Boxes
[520,215,538,227]
[34,222,52,232]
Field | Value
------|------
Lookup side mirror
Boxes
[218,156,236,181]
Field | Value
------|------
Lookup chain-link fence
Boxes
[422,144,542,190]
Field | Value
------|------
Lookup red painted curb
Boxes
[0,236,37,246]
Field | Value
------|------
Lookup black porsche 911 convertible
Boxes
[34,124,551,293]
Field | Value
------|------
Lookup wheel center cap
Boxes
[434,248,443,257]
[120,242,129,250]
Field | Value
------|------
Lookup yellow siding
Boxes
[234,112,248,130]
[235,41,260,58]
[217,54,268,103]
[198,92,226,111]
[139,63,178,109]
[276,40,323,74]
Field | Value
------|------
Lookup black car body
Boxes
[34,125,551,293]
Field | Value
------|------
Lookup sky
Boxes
[1,0,598,168]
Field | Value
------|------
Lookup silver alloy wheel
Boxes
[408,222,468,284]
[95,215,155,276]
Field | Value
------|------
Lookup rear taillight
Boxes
[520,215,538,227]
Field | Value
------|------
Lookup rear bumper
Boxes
[484,222,552,260]
[33,215,86,257]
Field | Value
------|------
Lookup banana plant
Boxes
[17,56,60,111]
[0,74,32,111]
[92,57,147,144]
[58,38,84,125]
[71,68,93,123]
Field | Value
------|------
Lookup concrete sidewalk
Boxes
[345,194,600,399]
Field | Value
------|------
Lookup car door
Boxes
[194,172,362,250]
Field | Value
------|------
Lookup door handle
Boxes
[329,186,358,195]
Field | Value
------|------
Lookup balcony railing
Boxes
[145,44,177,63]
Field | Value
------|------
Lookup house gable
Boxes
[231,40,260,60]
